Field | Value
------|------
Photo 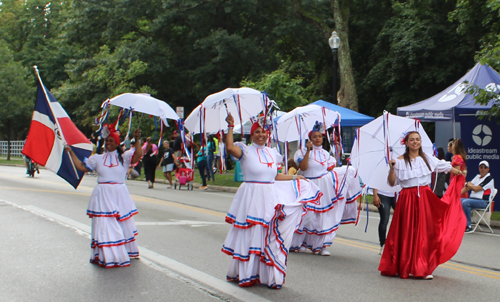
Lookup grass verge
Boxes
[0,158,25,165]
[134,167,242,188]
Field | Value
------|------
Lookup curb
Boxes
[192,182,239,193]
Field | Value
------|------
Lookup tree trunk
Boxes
[331,0,358,111]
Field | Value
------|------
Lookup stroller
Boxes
[174,157,194,190]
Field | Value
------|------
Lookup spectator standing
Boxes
[158,140,177,188]
[142,137,158,189]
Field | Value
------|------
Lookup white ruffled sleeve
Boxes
[123,148,135,166]
[83,155,97,172]
[294,148,306,165]
[230,142,247,162]
[428,155,452,173]
[273,147,284,164]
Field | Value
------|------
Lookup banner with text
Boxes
[460,115,499,211]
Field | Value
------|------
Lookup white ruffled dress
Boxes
[333,165,363,225]
[84,149,139,268]
[290,147,362,252]
[290,146,338,252]
[222,142,322,289]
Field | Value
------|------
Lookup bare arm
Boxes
[64,145,90,173]
[225,113,242,159]
[373,189,381,208]
[131,129,143,165]
[275,173,306,181]
[388,159,396,186]
[298,140,313,171]
[463,181,483,193]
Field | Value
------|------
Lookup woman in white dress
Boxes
[290,123,337,256]
[222,113,322,289]
[66,126,143,268]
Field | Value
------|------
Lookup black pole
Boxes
[333,48,338,104]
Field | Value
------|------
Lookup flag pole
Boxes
[33,65,80,180]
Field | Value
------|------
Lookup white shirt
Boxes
[233,142,278,183]
[84,149,134,183]
[392,155,451,188]
[294,145,335,178]
[469,173,495,200]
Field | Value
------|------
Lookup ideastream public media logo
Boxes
[467,124,498,161]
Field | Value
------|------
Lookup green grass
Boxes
[0,157,25,165]
[491,211,500,221]
[135,167,242,187]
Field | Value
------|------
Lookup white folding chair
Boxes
[471,188,497,233]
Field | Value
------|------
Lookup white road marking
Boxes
[2,201,272,302]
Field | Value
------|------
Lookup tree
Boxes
[451,0,500,122]
[291,0,358,110]
[0,42,35,159]
[358,0,476,116]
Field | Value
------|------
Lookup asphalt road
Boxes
[1,165,499,302]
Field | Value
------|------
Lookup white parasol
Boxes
[275,104,341,142]
[107,93,179,121]
[349,111,434,193]
[183,87,273,134]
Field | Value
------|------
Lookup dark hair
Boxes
[288,157,298,169]
[452,138,467,164]
[437,147,445,160]
[403,131,431,171]
[117,145,124,165]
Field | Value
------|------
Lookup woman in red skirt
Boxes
[379,131,465,280]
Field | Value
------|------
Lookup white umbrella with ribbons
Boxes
[107,93,179,121]
[184,87,274,134]
[101,93,180,149]
[349,111,434,193]
[275,104,341,143]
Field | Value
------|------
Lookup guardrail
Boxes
[0,141,25,158]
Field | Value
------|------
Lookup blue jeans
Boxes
[461,198,488,227]
[377,194,396,247]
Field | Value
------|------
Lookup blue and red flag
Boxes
[22,67,92,189]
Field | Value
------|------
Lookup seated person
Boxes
[461,160,495,233]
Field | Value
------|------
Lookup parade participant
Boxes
[373,188,397,255]
[451,138,468,197]
[221,113,322,289]
[65,127,143,268]
[290,122,337,256]
[157,140,177,188]
[379,131,465,280]
[142,137,158,189]
[461,161,495,233]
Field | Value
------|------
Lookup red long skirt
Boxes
[378,175,466,278]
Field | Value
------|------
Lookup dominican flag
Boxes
[22,69,92,189]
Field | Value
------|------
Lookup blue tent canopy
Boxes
[397,63,498,122]
[309,100,374,127]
